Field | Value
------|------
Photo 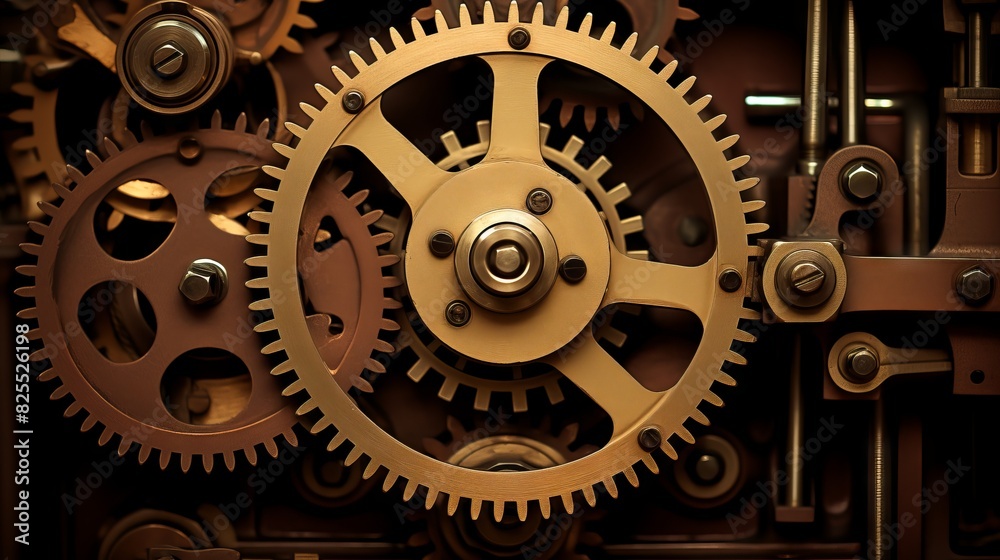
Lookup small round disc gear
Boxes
[251,1,765,520]
[107,0,321,62]
[18,119,300,473]
[382,120,639,412]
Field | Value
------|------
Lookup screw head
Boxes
[790,261,826,294]
[846,346,879,379]
[693,453,723,484]
[446,301,471,327]
[508,27,531,50]
[842,161,882,201]
[178,136,202,163]
[957,267,994,305]
[491,244,525,277]
[429,230,456,258]
[719,268,743,293]
[179,259,227,306]
[638,427,662,452]
[559,255,588,284]
[151,42,186,78]
[526,188,552,215]
[343,90,365,114]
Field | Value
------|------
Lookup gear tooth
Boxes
[538,123,553,148]
[512,390,528,413]
[544,380,564,404]
[640,45,660,66]
[314,83,337,104]
[50,384,68,400]
[272,141,295,160]
[705,114,727,132]
[362,209,384,227]
[717,371,737,386]
[327,432,348,452]
[28,349,45,362]
[27,221,48,236]
[476,120,492,143]
[383,471,399,492]
[245,255,270,269]
[245,234,270,247]
[741,307,763,321]
[384,297,404,310]
[378,254,401,268]
[53,183,72,199]
[234,112,248,133]
[296,398,318,415]
[180,453,193,473]
[103,137,120,156]
[262,165,285,181]
[284,429,299,448]
[746,222,769,235]
[737,177,761,192]
[348,50,368,71]
[729,154,751,171]
[560,493,575,514]
[138,121,154,141]
[470,498,483,520]
[272,360,294,376]
[676,75,697,97]
[255,187,279,201]
[641,453,660,473]
[691,94,712,114]
[718,134,740,152]
[658,60,679,81]
[408,359,431,382]
[583,485,598,506]
[66,165,86,183]
[447,494,461,516]
[122,129,140,147]
[15,307,36,319]
[441,130,462,155]
[743,200,766,214]
[202,454,215,473]
[363,459,381,480]
[374,339,395,353]
[589,156,612,178]
[211,110,223,129]
[433,10,449,31]
[331,65,353,88]
[604,477,619,498]
[604,183,632,206]
[562,136,584,159]
[285,121,308,139]
[254,319,278,333]
[493,501,506,522]
[704,391,724,408]
[620,215,644,236]
[438,378,460,401]
[248,210,272,224]
[222,451,236,470]
[624,466,639,487]
[281,36,304,54]
[138,444,152,464]
[390,27,406,49]
[365,357,387,374]
[660,440,679,460]
[381,317,401,331]
[262,339,286,356]
[309,416,333,434]
[507,1,520,23]
[160,450,172,470]
[250,298,274,312]
[403,479,419,501]
[411,16,427,39]
[677,426,695,444]
[65,400,84,418]
[726,350,748,366]
[424,487,440,509]
[473,388,491,411]
[531,1,545,24]
[80,414,98,433]
[458,3,472,26]
[599,21,617,43]
[84,150,102,169]
[345,445,364,467]
[294,13,318,29]
[372,232,394,246]
[597,325,628,348]
[264,438,279,458]
[38,368,57,382]
[244,446,258,465]
[38,201,58,217]
[555,5,570,28]
[538,497,552,519]
[621,31,638,55]
[735,329,757,343]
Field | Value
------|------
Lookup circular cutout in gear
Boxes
[250,2,765,520]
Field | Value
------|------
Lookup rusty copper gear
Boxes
[106,0,321,62]
[293,169,402,395]
[379,120,639,412]
[17,118,300,473]
[250,2,765,520]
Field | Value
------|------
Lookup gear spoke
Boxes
[480,54,550,166]
[339,98,452,214]
[604,249,717,324]
[542,333,660,437]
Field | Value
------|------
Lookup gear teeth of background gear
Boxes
[246,0,765,520]
[18,113,293,474]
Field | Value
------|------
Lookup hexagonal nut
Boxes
[179,269,217,304]
[842,162,882,201]
[957,267,994,304]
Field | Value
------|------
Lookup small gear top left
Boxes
[16,115,300,473]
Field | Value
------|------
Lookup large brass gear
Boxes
[382,120,639,412]
[250,1,765,520]
[17,118,300,472]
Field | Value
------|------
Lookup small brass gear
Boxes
[250,1,765,520]
[18,117,300,472]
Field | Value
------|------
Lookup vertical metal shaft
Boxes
[903,98,930,255]
[786,335,805,508]
[800,0,829,176]
[961,10,995,176]
[869,397,893,560]
[841,0,864,146]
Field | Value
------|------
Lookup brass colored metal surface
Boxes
[761,240,846,322]
[56,3,119,71]
[828,332,953,393]
[250,2,764,519]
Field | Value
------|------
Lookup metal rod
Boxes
[869,397,893,560]
[786,334,805,508]
[841,0,864,146]
[967,11,989,88]
[800,0,829,176]
[903,97,930,255]
[961,9,995,176]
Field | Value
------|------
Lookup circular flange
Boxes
[405,161,611,365]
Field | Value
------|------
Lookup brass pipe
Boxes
[800,0,829,176]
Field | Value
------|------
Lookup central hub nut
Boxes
[471,224,543,297]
